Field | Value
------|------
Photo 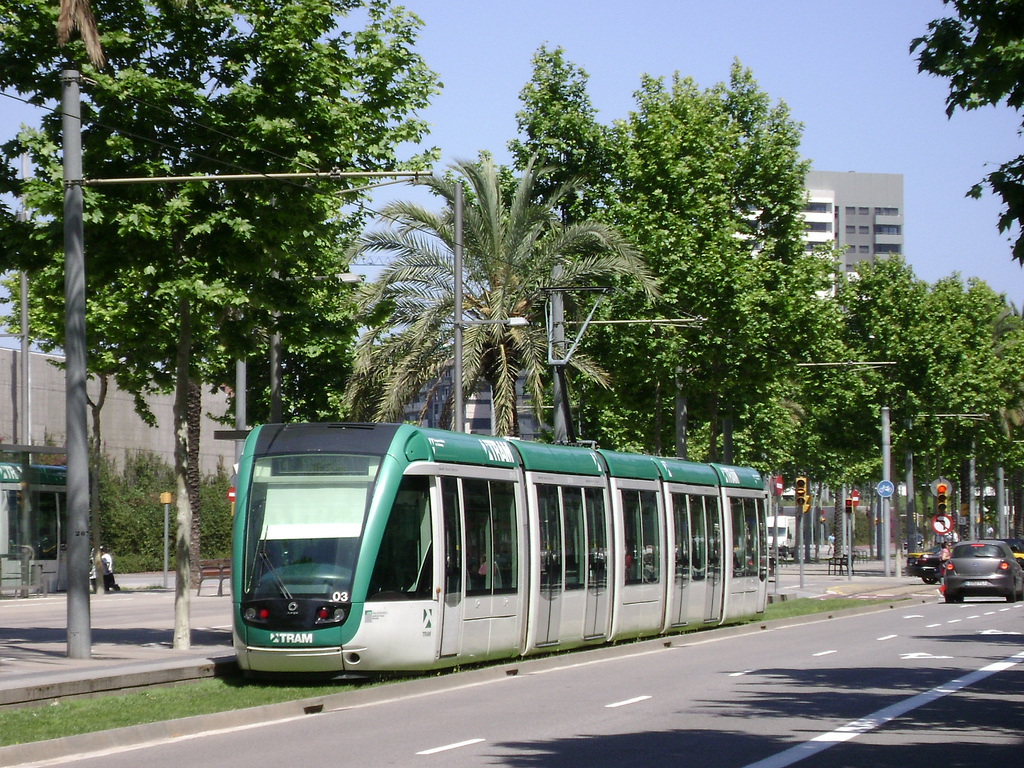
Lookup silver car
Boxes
[943,540,1024,603]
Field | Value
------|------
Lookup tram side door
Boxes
[704,496,725,622]
[534,485,563,646]
[583,487,611,639]
[438,476,463,658]
[669,492,690,627]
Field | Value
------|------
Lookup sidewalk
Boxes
[0,563,937,709]
[0,573,235,707]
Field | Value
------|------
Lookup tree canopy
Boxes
[912,0,1024,264]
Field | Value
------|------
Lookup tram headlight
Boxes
[314,605,346,624]
[243,605,271,624]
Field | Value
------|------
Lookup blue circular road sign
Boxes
[876,480,895,498]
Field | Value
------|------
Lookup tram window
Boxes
[367,475,432,600]
[562,488,585,590]
[465,478,519,597]
[730,497,758,578]
[441,477,462,598]
[490,480,517,594]
[585,488,608,588]
[689,496,706,581]
[622,489,660,584]
[464,478,492,595]
[706,497,722,575]
[537,485,563,591]
[671,493,690,583]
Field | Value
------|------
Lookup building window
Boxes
[875,243,901,254]
[859,226,870,234]
[875,224,902,235]
[805,202,832,213]
[859,245,870,254]
[845,225,856,234]
[874,207,899,216]
[858,207,869,215]
[805,221,832,233]
[845,206,856,215]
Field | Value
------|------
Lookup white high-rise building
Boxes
[805,171,904,274]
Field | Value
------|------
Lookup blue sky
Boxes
[2,0,1023,301]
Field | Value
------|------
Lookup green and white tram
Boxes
[232,423,768,676]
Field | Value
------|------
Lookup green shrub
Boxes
[97,451,232,573]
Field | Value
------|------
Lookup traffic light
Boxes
[936,482,949,515]
[795,476,810,514]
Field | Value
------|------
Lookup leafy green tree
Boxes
[344,156,657,437]
[912,1,1024,264]
[0,0,438,645]
[582,63,825,465]
[508,45,611,223]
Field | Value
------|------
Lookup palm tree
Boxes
[344,156,657,437]
[57,0,106,68]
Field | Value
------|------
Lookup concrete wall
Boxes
[0,348,235,475]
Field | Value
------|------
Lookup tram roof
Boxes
[596,450,662,480]
[399,426,519,468]
[711,463,765,490]
[653,457,721,486]
[511,441,604,476]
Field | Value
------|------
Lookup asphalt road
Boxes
[22,597,1024,768]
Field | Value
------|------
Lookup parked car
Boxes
[999,538,1024,566]
[906,545,945,584]
[943,540,1024,603]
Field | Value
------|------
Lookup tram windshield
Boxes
[242,453,381,600]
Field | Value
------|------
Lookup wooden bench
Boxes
[197,558,231,596]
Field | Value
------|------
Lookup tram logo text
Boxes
[270,632,313,644]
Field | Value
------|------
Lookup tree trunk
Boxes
[88,374,107,596]
[173,293,192,650]
[674,370,687,460]
[187,378,202,588]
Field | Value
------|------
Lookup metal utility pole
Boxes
[549,266,576,445]
[63,69,91,658]
[19,153,31,446]
[452,184,464,433]
[905,433,915,551]
[881,406,892,577]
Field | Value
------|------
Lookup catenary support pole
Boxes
[881,406,891,577]
[63,69,91,658]
[453,184,464,433]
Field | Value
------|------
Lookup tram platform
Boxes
[0,562,932,710]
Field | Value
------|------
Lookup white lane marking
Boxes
[901,652,953,659]
[926,623,942,628]
[980,629,1021,635]
[606,695,651,708]
[729,670,754,677]
[984,611,996,616]
[417,738,485,755]
[902,614,924,619]
[812,650,837,657]
[877,635,897,641]
[948,619,962,624]
[740,651,1024,768]
[967,615,980,620]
